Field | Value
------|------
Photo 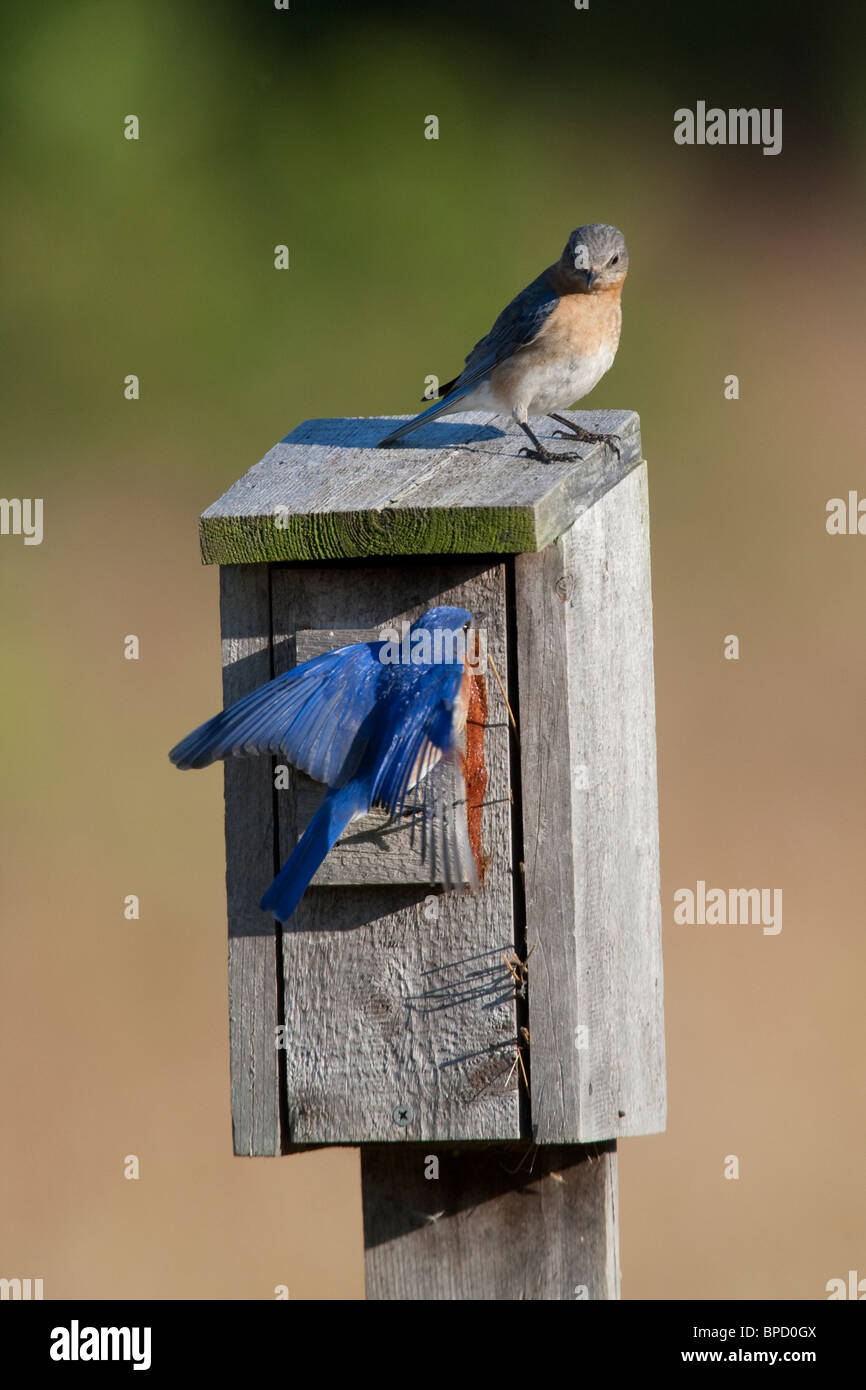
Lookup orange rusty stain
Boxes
[463,672,491,884]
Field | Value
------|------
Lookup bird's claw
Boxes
[552,428,622,460]
[518,445,553,464]
[519,445,584,465]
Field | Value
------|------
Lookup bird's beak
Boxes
[584,268,596,290]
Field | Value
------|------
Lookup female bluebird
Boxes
[169,607,478,922]
[378,223,628,463]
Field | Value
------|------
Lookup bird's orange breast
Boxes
[537,283,623,359]
[486,284,623,415]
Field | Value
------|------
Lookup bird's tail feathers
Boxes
[377,383,473,448]
[428,375,458,400]
[260,780,368,922]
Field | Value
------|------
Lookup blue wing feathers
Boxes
[170,610,477,920]
[451,270,560,393]
[371,663,464,813]
[169,641,383,784]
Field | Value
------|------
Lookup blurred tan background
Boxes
[1,0,864,1298]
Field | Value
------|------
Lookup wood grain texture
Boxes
[199,410,640,564]
[515,463,666,1143]
[270,562,520,1144]
[362,1142,619,1300]
[220,565,282,1156]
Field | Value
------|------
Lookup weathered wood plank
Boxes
[515,463,666,1143]
[270,562,521,1144]
[199,410,640,564]
[220,565,283,1156]
[362,1142,619,1300]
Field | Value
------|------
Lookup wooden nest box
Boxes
[198,408,665,1300]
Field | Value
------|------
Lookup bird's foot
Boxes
[518,445,583,465]
[550,420,623,460]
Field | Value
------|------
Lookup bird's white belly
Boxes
[516,346,615,416]
[456,345,617,420]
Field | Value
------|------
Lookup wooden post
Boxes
[200,408,665,1298]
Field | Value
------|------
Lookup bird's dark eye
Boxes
[609,254,619,266]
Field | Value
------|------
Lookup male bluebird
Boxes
[378,223,628,463]
[169,607,478,923]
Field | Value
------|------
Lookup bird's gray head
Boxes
[560,223,628,292]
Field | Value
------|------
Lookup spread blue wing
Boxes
[169,641,383,786]
[370,662,478,892]
[371,662,464,813]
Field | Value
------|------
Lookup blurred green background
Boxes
[1,0,864,1298]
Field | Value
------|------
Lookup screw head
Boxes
[392,1104,414,1127]
[555,573,575,603]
